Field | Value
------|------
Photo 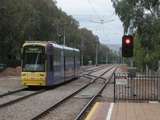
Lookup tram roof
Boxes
[23,41,79,51]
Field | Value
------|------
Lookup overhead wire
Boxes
[87,0,103,20]
[88,0,110,42]
[105,0,115,19]
[78,0,116,42]
[88,0,108,40]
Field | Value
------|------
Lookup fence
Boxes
[114,73,160,102]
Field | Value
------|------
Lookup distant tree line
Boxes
[112,0,160,71]
[0,0,117,66]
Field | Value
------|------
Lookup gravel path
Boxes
[0,78,90,120]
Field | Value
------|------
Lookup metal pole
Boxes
[81,54,83,66]
[130,58,133,67]
[95,43,98,65]
[106,52,108,64]
[81,38,84,66]
[63,27,66,46]
[114,73,116,102]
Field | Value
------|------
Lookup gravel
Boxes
[39,82,103,120]
[0,66,95,95]
[0,78,90,120]
[39,66,116,120]
[0,65,122,120]
[102,66,116,79]
[101,65,128,102]
[0,76,22,95]
[101,81,115,101]
[0,90,36,106]
[90,65,112,77]
[40,98,89,120]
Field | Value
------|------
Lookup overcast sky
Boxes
[56,0,123,45]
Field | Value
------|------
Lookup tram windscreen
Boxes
[22,46,45,72]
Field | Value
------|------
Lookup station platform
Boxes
[85,102,160,120]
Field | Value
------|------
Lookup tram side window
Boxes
[54,49,61,71]
[49,55,53,71]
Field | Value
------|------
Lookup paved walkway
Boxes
[85,102,160,120]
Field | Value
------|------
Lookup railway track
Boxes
[80,65,104,72]
[0,87,27,98]
[80,65,108,78]
[0,65,106,98]
[0,89,46,108]
[0,65,107,98]
[80,65,96,74]
[0,65,110,109]
[74,67,118,120]
[31,65,116,120]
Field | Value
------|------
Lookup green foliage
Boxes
[112,0,160,71]
[133,34,145,70]
[0,0,116,66]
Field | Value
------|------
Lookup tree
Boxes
[0,0,117,66]
[111,0,160,71]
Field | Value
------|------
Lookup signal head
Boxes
[122,35,134,57]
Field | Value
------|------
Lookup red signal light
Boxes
[122,35,134,57]
[125,39,131,44]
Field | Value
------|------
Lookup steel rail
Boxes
[31,65,115,120]
[80,65,113,80]
[80,65,97,73]
[0,78,76,109]
[74,67,118,120]
[0,65,111,109]
[0,65,106,98]
[0,89,46,108]
[0,88,27,98]
[85,74,107,81]
[81,75,93,80]
[80,65,108,76]
[86,65,108,74]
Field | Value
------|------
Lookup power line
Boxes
[87,0,102,20]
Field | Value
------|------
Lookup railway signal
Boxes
[122,35,134,57]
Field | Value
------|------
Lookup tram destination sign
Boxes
[25,47,43,53]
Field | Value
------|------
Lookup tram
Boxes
[21,41,80,86]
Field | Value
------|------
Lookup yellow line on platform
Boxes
[85,102,100,120]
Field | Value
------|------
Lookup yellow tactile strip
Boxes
[85,102,110,120]
[85,102,160,120]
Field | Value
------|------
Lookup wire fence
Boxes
[114,73,160,102]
